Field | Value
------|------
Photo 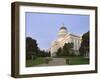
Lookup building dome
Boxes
[58,24,68,38]
[60,26,67,30]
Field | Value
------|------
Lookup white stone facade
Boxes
[50,24,81,57]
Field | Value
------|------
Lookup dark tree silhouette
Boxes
[56,48,63,57]
[37,49,50,57]
[26,37,51,60]
[62,43,74,56]
[79,31,89,57]
[26,37,38,60]
[56,43,74,57]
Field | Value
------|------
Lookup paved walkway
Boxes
[38,58,66,66]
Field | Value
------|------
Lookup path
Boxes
[38,58,66,66]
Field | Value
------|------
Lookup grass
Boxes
[26,57,46,67]
[26,56,89,67]
[26,57,52,67]
[66,57,89,65]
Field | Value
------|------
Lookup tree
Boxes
[56,48,63,57]
[79,31,89,57]
[62,43,69,56]
[63,43,74,56]
[26,37,38,60]
[56,43,74,57]
[37,49,51,57]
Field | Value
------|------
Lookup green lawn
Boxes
[66,57,89,65]
[26,57,46,67]
[26,56,89,67]
[26,57,52,67]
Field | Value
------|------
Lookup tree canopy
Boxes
[26,37,38,53]
[79,31,89,56]
[56,43,74,57]
[26,37,38,60]
[26,37,50,60]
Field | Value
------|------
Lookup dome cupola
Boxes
[60,26,67,30]
[58,24,68,38]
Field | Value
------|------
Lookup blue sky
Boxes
[26,12,89,50]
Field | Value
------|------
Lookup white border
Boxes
[19,5,95,74]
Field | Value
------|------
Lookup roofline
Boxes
[70,34,81,38]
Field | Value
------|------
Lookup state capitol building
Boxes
[50,24,81,57]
